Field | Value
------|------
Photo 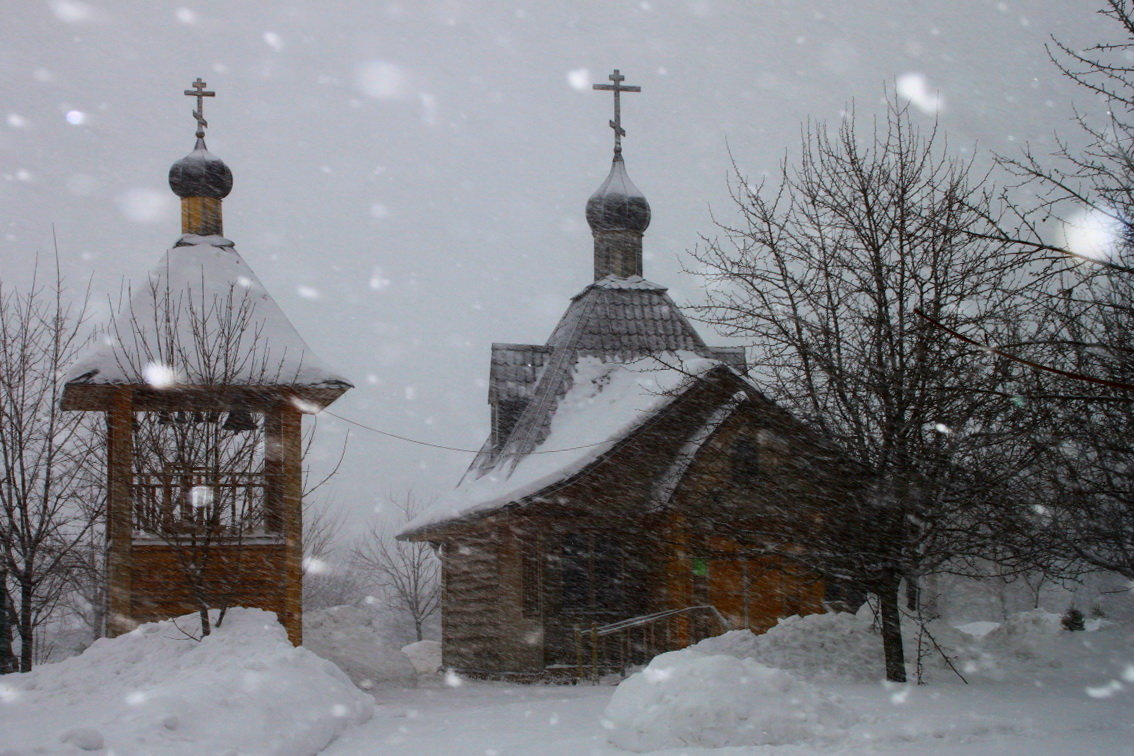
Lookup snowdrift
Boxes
[603,649,855,751]
[694,606,982,683]
[303,605,417,688]
[605,609,1134,752]
[980,608,1065,661]
[0,609,373,755]
[401,639,442,676]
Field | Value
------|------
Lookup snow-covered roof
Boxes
[401,265,751,538]
[478,276,721,471]
[64,234,350,407]
[403,351,726,535]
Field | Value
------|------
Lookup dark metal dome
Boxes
[585,154,650,234]
[168,138,233,199]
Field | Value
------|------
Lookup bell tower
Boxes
[62,80,352,644]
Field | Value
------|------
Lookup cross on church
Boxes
[184,77,215,138]
[593,69,640,155]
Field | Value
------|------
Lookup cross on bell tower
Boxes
[593,69,641,155]
[184,77,215,139]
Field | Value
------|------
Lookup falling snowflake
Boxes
[566,68,590,91]
[142,362,179,388]
[355,61,408,100]
[1061,206,1124,262]
[896,72,945,115]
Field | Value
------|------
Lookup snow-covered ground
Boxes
[325,609,1134,755]
[3,607,1132,754]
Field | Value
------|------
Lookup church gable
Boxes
[471,277,741,476]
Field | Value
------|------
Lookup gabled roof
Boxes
[474,276,732,474]
[62,234,351,410]
[403,351,737,537]
[403,271,750,538]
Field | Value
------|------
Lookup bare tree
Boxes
[992,1,1134,274]
[0,262,99,672]
[60,524,108,643]
[689,100,1033,682]
[954,1,1134,583]
[302,499,366,610]
[351,493,440,642]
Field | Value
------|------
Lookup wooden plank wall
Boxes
[127,542,289,628]
[441,532,502,672]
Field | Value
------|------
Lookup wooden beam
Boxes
[62,383,350,412]
[106,388,134,636]
[278,403,304,646]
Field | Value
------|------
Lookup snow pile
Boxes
[603,649,855,751]
[0,609,372,755]
[693,608,981,682]
[304,605,417,688]
[955,620,1001,638]
[402,639,442,675]
[982,608,1065,663]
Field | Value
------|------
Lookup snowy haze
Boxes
[0,1,1111,534]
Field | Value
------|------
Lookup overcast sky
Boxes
[0,1,1114,535]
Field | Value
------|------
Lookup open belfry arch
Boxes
[62,81,351,644]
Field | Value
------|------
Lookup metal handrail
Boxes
[593,604,730,637]
[574,605,732,680]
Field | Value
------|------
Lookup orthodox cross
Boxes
[593,69,640,155]
[184,77,215,139]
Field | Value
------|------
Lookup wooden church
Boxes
[401,71,859,678]
[62,80,351,644]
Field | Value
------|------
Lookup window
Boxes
[560,532,624,613]
[731,436,761,482]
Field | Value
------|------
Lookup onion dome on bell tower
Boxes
[168,78,232,236]
[588,69,650,280]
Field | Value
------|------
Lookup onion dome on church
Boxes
[168,137,233,199]
[585,154,651,234]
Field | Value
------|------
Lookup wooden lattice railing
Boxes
[132,468,269,537]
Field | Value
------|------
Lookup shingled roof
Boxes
[464,274,745,482]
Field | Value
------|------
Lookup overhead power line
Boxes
[320,409,610,455]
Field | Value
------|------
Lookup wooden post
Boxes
[574,625,582,679]
[278,402,304,646]
[590,625,599,681]
[106,389,134,636]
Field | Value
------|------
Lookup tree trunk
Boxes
[19,580,33,672]
[0,570,14,673]
[879,575,907,683]
[414,618,423,642]
[198,605,212,637]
